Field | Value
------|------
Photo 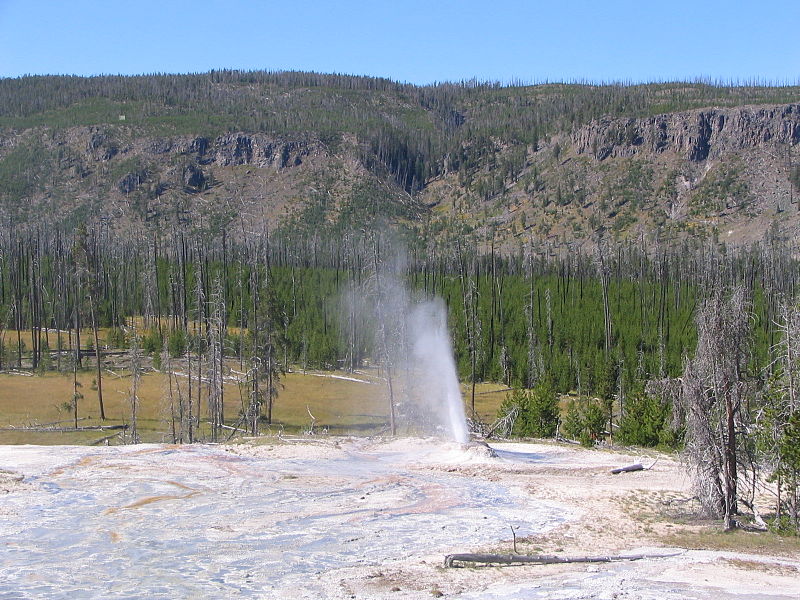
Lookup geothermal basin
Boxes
[2,438,799,599]
[0,438,566,598]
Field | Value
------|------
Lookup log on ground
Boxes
[611,463,644,474]
[443,551,682,568]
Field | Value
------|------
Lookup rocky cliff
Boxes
[571,104,800,162]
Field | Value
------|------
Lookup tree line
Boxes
[1,224,795,390]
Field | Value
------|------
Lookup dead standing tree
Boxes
[457,242,482,418]
[73,226,106,421]
[207,278,225,442]
[246,356,263,435]
[680,286,752,529]
[127,329,143,444]
[525,238,543,389]
[246,246,283,433]
[369,233,398,435]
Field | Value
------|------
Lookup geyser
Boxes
[343,240,469,442]
[407,300,469,443]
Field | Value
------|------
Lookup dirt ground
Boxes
[1,437,798,599]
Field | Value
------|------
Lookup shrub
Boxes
[141,330,163,355]
[36,341,52,373]
[562,400,584,440]
[583,402,608,444]
[499,383,560,438]
[168,329,187,357]
[106,327,128,349]
[616,392,671,447]
[562,399,607,446]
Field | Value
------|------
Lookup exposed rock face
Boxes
[118,169,148,194]
[190,137,209,157]
[572,104,800,162]
[3,100,799,245]
[87,129,118,160]
[48,130,320,171]
[182,164,206,191]
[207,134,314,168]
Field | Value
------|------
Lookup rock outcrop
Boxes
[139,133,318,169]
[572,104,800,162]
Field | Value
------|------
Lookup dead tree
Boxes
[161,342,178,443]
[71,335,82,430]
[458,242,481,418]
[680,286,751,529]
[525,237,543,388]
[192,260,206,439]
[246,356,263,435]
[184,342,195,443]
[74,226,107,421]
[445,551,682,568]
[595,234,613,355]
[127,330,143,444]
[249,238,283,428]
[370,233,397,435]
[207,278,225,442]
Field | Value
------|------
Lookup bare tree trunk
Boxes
[88,296,105,420]
[186,344,194,443]
[72,342,80,429]
[128,331,142,444]
[162,344,177,443]
[201,275,227,441]
[372,237,396,435]
[248,357,261,435]
[724,386,738,527]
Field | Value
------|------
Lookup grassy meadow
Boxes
[0,361,508,445]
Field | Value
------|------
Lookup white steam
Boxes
[341,240,469,443]
[406,300,469,443]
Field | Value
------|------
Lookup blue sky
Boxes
[1,0,798,84]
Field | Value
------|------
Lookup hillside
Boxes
[1,72,799,246]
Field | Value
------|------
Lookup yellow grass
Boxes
[274,372,385,433]
[0,323,510,444]
[0,370,241,444]
[1,328,72,352]
[664,529,800,558]
[0,367,509,445]
[457,382,512,425]
[124,316,245,336]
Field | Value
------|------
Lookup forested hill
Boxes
[1,71,800,247]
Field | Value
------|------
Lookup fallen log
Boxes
[219,423,248,433]
[611,463,644,474]
[739,498,769,531]
[61,424,129,432]
[21,417,89,429]
[611,458,660,474]
[444,551,682,568]
[0,424,128,432]
[0,370,33,377]
[554,435,582,445]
